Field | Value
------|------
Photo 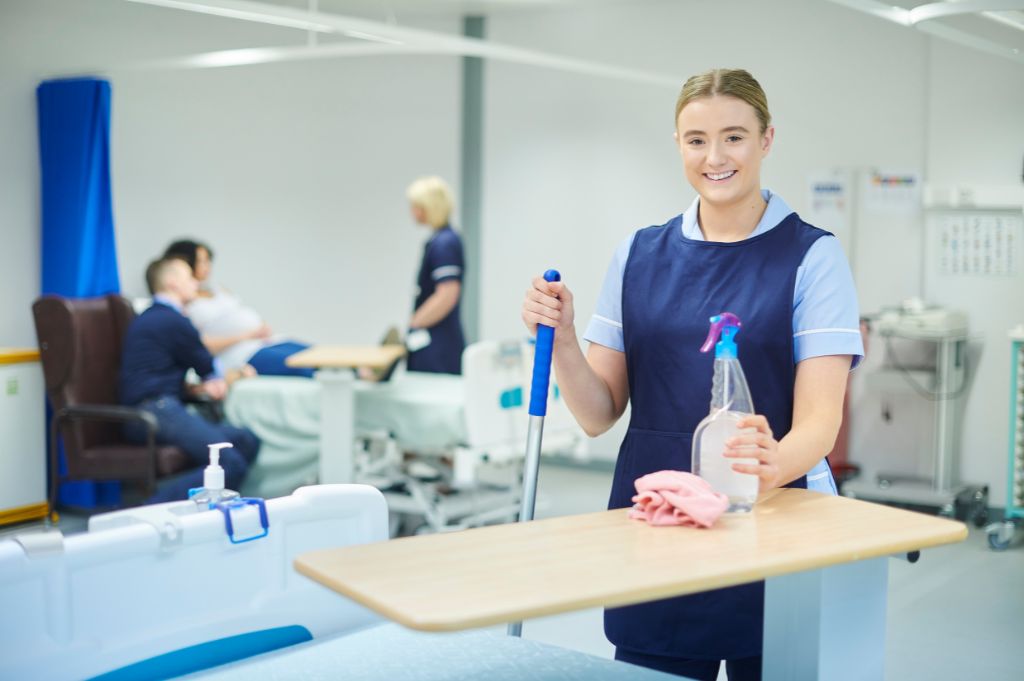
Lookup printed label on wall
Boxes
[863,170,921,215]
[806,170,851,242]
[937,213,1021,277]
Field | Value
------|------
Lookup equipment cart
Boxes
[987,328,1024,551]
[844,318,988,525]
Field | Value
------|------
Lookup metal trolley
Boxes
[987,328,1024,551]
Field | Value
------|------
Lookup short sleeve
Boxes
[793,236,865,369]
[427,232,464,284]
[582,233,635,352]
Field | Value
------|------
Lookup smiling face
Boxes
[675,94,774,210]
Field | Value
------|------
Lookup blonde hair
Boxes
[406,176,454,228]
[674,69,771,134]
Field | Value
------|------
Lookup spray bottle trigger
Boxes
[700,312,742,354]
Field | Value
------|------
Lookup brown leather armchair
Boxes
[32,294,191,511]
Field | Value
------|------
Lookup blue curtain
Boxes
[37,77,122,507]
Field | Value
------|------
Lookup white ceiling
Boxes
[826,1,1024,63]
[119,0,1024,68]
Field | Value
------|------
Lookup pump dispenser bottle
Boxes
[691,313,759,512]
[189,442,241,508]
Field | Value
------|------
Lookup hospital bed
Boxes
[0,485,384,680]
[0,484,674,681]
[226,339,585,534]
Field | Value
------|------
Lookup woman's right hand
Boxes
[522,276,575,341]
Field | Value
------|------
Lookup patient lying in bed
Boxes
[164,239,314,377]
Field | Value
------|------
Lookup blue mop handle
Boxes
[529,269,561,417]
[509,268,561,640]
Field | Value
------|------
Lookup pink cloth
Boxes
[628,470,729,528]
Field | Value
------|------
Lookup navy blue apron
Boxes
[605,211,829,660]
[407,225,466,375]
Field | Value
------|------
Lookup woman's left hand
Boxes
[723,414,782,492]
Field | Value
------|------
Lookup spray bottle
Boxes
[189,442,241,509]
[691,313,759,513]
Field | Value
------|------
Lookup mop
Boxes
[508,269,560,638]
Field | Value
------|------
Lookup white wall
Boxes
[0,0,461,349]
[921,40,1024,505]
[112,53,461,344]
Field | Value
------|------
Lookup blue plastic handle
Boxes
[215,497,269,544]
[529,269,561,417]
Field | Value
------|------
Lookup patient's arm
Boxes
[202,324,272,354]
[410,281,461,330]
[225,364,257,386]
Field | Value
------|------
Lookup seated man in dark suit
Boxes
[120,256,260,504]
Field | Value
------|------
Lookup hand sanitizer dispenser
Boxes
[189,442,241,509]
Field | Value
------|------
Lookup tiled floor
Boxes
[5,462,1023,680]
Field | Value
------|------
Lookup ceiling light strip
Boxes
[123,0,335,32]
[982,10,1024,32]
[118,0,682,86]
[909,1,1024,26]
[820,0,911,25]
[823,0,1024,64]
[916,19,1024,61]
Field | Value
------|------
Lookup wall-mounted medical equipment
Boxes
[845,301,988,524]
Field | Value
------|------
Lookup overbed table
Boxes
[285,345,405,484]
[296,488,967,680]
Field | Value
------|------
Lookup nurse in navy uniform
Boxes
[520,69,864,680]
[406,176,466,375]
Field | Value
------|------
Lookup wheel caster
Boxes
[985,521,1015,552]
[988,532,1010,551]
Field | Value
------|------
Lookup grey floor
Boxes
[5,462,1023,681]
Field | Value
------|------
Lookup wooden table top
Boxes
[285,344,406,369]
[295,488,967,632]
